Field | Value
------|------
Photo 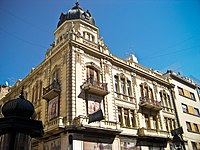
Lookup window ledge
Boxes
[183,111,200,117]
[178,94,196,101]
[187,129,200,134]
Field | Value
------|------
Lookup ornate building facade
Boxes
[0,3,180,150]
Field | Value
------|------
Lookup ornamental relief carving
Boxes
[75,52,82,64]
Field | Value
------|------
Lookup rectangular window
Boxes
[178,87,184,96]
[168,95,172,108]
[194,108,200,116]
[190,92,195,100]
[118,107,122,126]
[182,104,188,113]
[127,80,131,96]
[144,86,148,98]
[191,142,198,150]
[194,123,199,132]
[124,109,129,127]
[121,79,126,94]
[144,114,150,129]
[169,119,174,131]
[165,118,169,131]
[172,119,176,130]
[186,122,192,131]
[198,88,200,102]
[130,110,136,128]
[152,116,157,129]
[114,76,118,93]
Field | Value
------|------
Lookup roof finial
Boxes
[75,1,79,6]
[19,86,25,99]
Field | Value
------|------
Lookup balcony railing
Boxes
[73,115,121,135]
[137,127,170,138]
[137,127,170,147]
[80,78,109,96]
[43,80,61,100]
[44,117,65,133]
[139,97,162,111]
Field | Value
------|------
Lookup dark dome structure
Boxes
[57,2,95,28]
[2,93,34,118]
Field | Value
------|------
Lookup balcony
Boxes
[80,78,109,96]
[44,117,65,133]
[73,115,121,135]
[43,80,61,100]
[137,127,170,147]
[139,97,162,111]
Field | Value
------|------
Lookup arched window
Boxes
[86,66,99,82]
[160,90,172,111]
[52,68,60,82]
[140,83,154,100]
[32,80,42,106]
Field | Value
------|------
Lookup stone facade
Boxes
[1,3,194,150]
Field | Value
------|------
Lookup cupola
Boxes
[57,2,95,28]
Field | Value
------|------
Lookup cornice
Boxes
[70,39,172,88]
[169,73,196,89]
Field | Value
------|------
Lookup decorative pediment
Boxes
[85,62,101,72]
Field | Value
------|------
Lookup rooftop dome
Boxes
[57,2,95,28]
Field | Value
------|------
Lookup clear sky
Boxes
[0,0,200,86]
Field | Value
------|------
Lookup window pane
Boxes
[114,76,118,92]
[127,80,131,96]
[192,142,198,150]
[118,107,122,126]
[182,104,188,113]
[130,110,136,128]
[152,116,157,129]
[190,92,195,100]
[165,118,169,131]
[194,108,200,116]
[121,79,125,94]
[144,114,150,128]
[124,109,129,127]
[194,124,199,132]
[178,87,184,96]
[186,122,192,131]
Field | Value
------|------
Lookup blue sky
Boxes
[0,0,200,86]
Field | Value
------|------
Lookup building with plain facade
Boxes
[164,71,200,150]
[0,3,180,150]
[0,85,9,100]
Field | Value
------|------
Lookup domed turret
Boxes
[57,2,95,28]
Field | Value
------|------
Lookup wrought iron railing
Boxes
[140,97,161,107]
[83,78,108,91]
[43,80,60,95]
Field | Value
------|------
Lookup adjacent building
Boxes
[0,85,9,100]
[164,71,200,150]
[1,3,199,150]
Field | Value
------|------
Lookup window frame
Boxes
[186,122,192,131]
[193,123,199,132]
[182,103,188,113]
[190,92,195,100]
[178,87,184,96]
[194,108,200,116]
